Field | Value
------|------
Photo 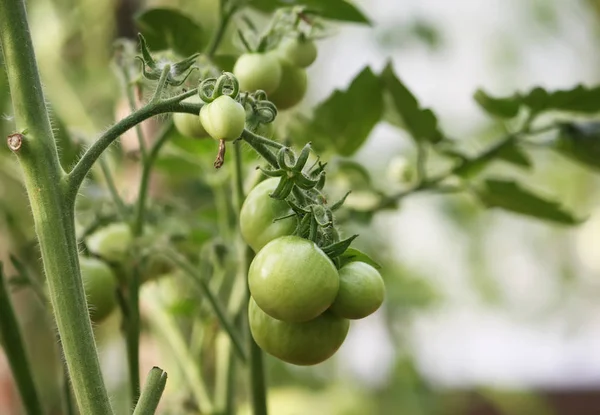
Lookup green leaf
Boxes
[338,248,382,269]
[473,89,520,118]
[250,0,370,25]
[554,122,600,171]
[476,179,581,225]
[496,143,532,169]
[295,67,383,156]
[211,55,238,72]
[135,8,205,57]
[381,63,443,143]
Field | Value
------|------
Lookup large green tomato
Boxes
[240,178,297,252]
[200,95,246,141]
[277,37,317,68]
[249,297,349,366]
[233,53,283,94]
[248,236,339,322]
[173,96,208,139]
[79,256,117,323]
[330,261,385,319]
[267,58,307,110]
[86,222,132,262]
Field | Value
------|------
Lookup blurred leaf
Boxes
[554,122,600,171]
[211,55,238,72]
[135,8,205,56]
[496,143,532,169]
[250,0,370,25]
[381,62,443,143]
[334,159,372,186]
[339,248,382,269]
[296,67,383,156]
[474,89,520,118]
[155,154,201,176]
[476,179,581,225]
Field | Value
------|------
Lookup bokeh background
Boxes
[2,0,600,414]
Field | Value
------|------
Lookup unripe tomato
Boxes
[249,297,349,365]
[86,223,133,262]
[277,37,317,68]
[268,58,307,110]
[173,95,208,139]
[330,261,385,319]
[79,257,117,323]
[240,178,297,252]
[233,53,283,94]
[248,236,339,322]
[200,95,246,141]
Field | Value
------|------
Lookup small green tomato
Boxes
[329,261,385,319]
[268,58,307,110]
[79,256,118,324]
[173,95,208,139]
[200,95,246,141]
[233,53,283,94]
[277,37,318,68]
[86,223,133,262]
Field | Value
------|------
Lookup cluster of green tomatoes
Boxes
[239,178,385,366]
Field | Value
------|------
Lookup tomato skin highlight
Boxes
[199,95,246,141]
[330,261,385,319]
[79,256,118,324]
[248,235,339,322]
[248,297,349,366]
[240,178,297,253]
[277,37,317,68]
[267,58,307,110]
[233,53,283,94]
[173,95,208,139]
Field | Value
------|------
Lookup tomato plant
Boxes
[200,95,246,142]
[277,37,318,69]
[267,58,307,110]
[248,297,349,366]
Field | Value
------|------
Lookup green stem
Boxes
[133,367,168,415]
[241,129,279,168]
[206,0,238,58]
[160,246,248,363]
[65,89,200,198]
[0,1,113,413]
[122,67,148,161]
[0,264,43,415]
[232,143,268,415]
[99,157,128,220]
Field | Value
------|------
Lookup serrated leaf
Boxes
[250,0,370,25]
[476,179,581,225]
[295,67,383,156]
[381,63,443,143]
[135,8,205,57]
[554,122,600,171]
[473,89,521,118]
[338,248,382,269]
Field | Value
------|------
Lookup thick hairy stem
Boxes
[0,0,113,413]
[0,265,43,415]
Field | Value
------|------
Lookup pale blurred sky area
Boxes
[311,0,600,389]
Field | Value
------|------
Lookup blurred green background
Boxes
[2,0,600,414]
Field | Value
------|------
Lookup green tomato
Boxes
[249,297,349,366]
[330,261,385,319]
[268,58,307,110]
[86,223,132,262]
[240,178,297,252]
[248,236,339,322]
[233,53,283,94]
[200,95,246,141]
[79,256,117,323]
[173,96,208,139]
[277,37,317,68]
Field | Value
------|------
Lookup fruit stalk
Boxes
[0,0,113,413]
